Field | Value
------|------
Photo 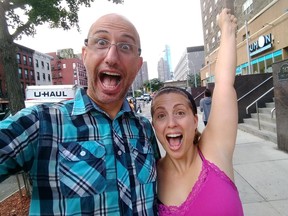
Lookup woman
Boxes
[151,9,243,215]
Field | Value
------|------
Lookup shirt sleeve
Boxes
[0,107,39,182]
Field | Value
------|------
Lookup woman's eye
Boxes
[175,111,185,117]
[157,113,165,120]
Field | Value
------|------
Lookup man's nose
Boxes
[104,44,120,65]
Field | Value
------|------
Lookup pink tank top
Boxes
[158,148,244,216]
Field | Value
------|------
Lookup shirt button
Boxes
[80,150,86,157]
[117,150,122,156]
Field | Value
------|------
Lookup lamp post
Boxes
[131,82,135,97]
[245,20,252,75]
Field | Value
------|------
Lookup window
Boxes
[217,31,221,39]
[274,53,282,63]
[30,70,35,80]
[212,37,215,43]
[41,61,44,68]
[23,55,27,65]
[63,64,66,69]
[29,57,33,66]
[16,53,21,64]
[252,60,258,73]
[43,73,46,80]
[24,69,29,79]
[36,59,39,67]
[243,0,253,15]
[37,72,40,80]
[18,68,23,79]
[48,74,51,82]
[259,60,265,73]
[46,62,50,70]
[73,63,76,69]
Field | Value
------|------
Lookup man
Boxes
[0,14,160,215]
[199,88,212,126]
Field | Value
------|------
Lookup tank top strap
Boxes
[197,146,206,162]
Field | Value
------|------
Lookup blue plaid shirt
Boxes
[0,88,160,215]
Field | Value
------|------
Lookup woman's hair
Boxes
[151,86,201,145]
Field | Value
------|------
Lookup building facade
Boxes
[49,49,87,86]
[131,61,149,94]
[174,46,205,85]
[0,44,36,98]
[33,51,53,85]
[199,0,288,85]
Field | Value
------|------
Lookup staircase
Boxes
[238,101,277,144]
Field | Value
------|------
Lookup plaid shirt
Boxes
[0,89,160,216]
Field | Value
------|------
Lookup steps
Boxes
[238,101,277,144]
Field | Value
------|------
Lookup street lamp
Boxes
[245,20,252,75]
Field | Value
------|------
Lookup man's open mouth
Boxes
[100,72,121,89]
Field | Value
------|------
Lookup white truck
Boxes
[24,85,79,107]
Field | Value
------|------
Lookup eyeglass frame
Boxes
[84,37,142,56]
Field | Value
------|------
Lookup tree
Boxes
[187,73,201,88]
[143,78,163,93]
[0,0,123,115]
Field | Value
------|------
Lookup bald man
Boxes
[0,14,160,215]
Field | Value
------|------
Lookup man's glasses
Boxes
[84,37,141,56]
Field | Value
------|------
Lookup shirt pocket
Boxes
[129,138,157,184]
[58,141,106,198]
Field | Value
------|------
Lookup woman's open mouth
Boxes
[166,133,183,150]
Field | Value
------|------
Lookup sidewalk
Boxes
[141,102,288,216]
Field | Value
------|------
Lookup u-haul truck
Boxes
[24,85,79,107]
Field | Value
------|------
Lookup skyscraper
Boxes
[157,45,173,82]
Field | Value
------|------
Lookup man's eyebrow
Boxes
[93,30,109,35]
[92,30,137,43]
[121,34,137,43]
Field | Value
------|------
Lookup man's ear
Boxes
[137,57,143,71]
[82,46,87,62]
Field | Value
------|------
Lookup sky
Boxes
[17,0,204,79]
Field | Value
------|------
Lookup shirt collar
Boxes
[72,88,133,116]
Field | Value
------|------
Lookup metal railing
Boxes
[271,107,276,119]
[237,76,273,102]
[194,90,205,101]
[245,87,274,130]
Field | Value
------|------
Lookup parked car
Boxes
[135,95,143,100]
[142,93,152,102]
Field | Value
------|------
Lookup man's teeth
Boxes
[103,72,120,77]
